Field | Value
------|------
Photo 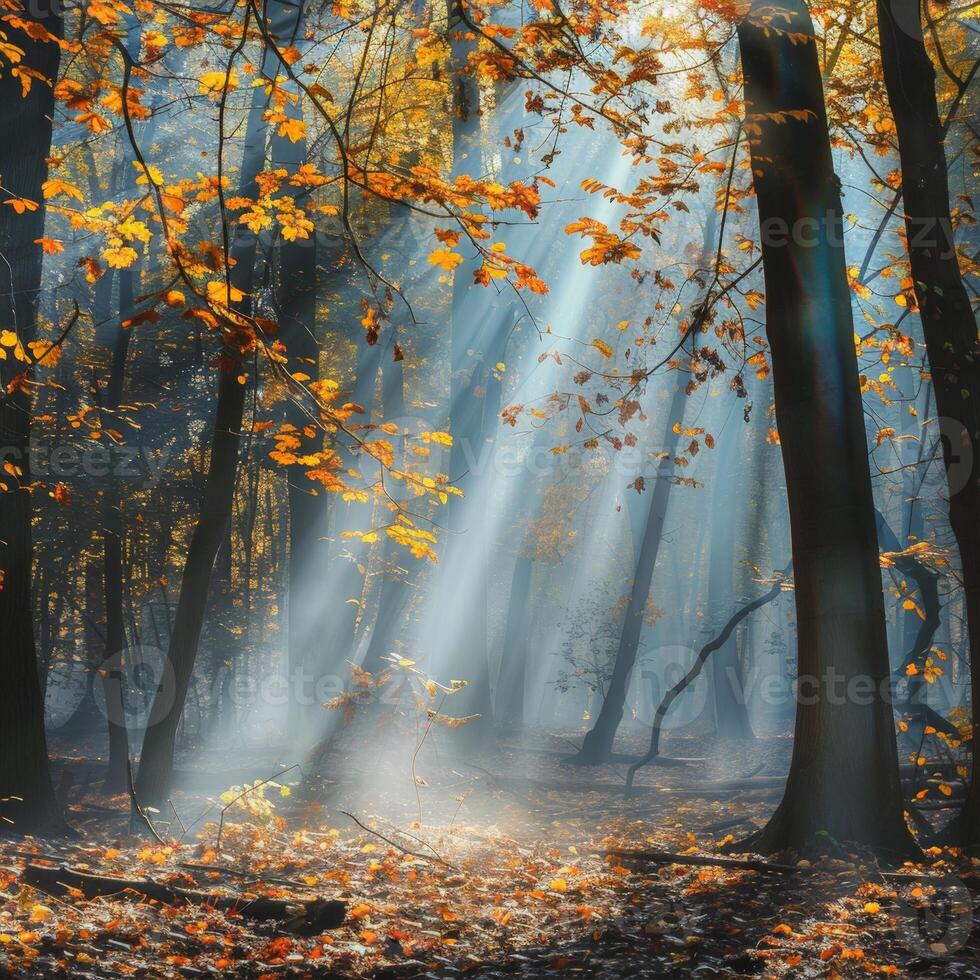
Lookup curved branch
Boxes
[625,563,791,795]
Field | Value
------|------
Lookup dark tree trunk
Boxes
[494,427,553,733]
[0,8,64,833]
[135,70,272,807]
[269,69,328,742]
[495,548,533,732]
[736,0,914,855]
[98,224,140,795]
[876,0,980,852]
[707,428,754,741]
[362,340,412,676]
[575,379,688,764]
[317,335,382,670]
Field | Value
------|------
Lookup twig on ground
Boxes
[340,810,456,869]
[127,758,167,845]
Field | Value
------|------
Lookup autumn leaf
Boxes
[3,197,38,214]
[198,68,238,100]
[206,280,245,306]
[276,115,306,143]
[103,244,138,269]
[428,247,463,271]
[41,178,83,202]
[34,237,64,254]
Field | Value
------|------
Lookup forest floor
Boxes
[2,724,979,978]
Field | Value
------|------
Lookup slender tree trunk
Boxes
[98,216,142,794]
[575,379,688,763]
[362,337,412,675]
[0,7,64,832]
[707,430,754,741]
[318,335,382,667]
[495,548,532,731]
[736,0,914,854]
[135,69,272,807]
[421,0,496,741]
[494,427,554,732]
[876,0,980,851]
[268,67,328,742]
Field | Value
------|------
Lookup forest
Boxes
[0,0,978,975]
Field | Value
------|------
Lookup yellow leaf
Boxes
[29,905,54,924]
[206,280,245,305]
[199,68,238,100]
[277,115,306,143]
[103,244,138,269]
[428,247,463,271]
[41,178,83,202]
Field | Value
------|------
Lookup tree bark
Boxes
[268,55,328,742]
[575,379,688,764]
[707,425,754,740]
[876,0,980,852]
[361,338,412,676]
[98,213,142,794]
[736,0,915,855]
[0,7,64,833]
[135,59,273,807]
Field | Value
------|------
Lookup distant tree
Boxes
[575,376,688,764]
[135,37,273,807]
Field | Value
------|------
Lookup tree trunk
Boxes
[98,222,141,794]
[135,69,272,807]
[269,66,328,742]
[0,8,64,833]
[707,427,754,741]
[495,548,533,732]
[876,0,980,852]
[575,379,688,764]
[736,0,914,855]
[362,339,412,675]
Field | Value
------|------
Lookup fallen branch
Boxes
[470,771,782,799]
[507,747,702,768]
[340,811,456,869]
[626,564,791,795]
[701,815,756,834]
[22,864,346,934]
[177,862,310,889]
[604,848,806,875]
[606,850,967,882]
